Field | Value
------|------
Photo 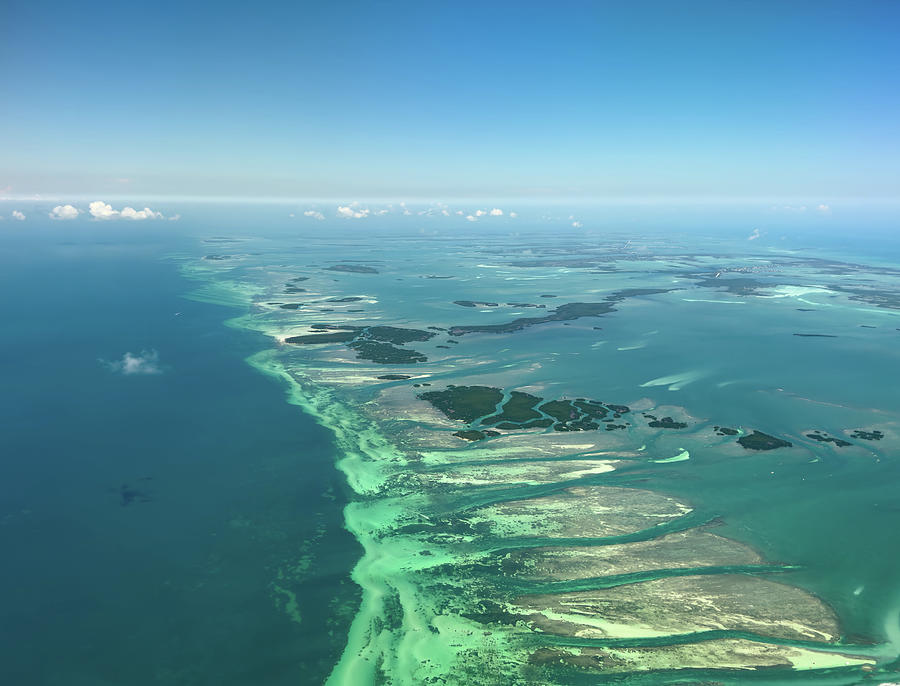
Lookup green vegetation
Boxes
[694,276,766,295]
[284,331,358,344]
[806,431,852,447]
[574,399,609,419]
[447,289,673,336]
[364,326,435,344]
[851,429,884,440]
[348,340,426,364]
[495,419,554,430]
[376,374,411,380]
[325,264,379,273]
[448,301,616,336]
[482,391,543,425]
[714,426,739,436]
[648,416,688,429]
[738,430,793,451]
[418,386,504,423]
[539,399,579,423]
[453,430,487,441]
[285,324,434,363]
[453,300,499,307]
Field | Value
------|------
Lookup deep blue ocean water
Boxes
[0,228,358,685]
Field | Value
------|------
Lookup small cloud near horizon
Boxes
[304,210,325,220]
[50,204,80,220]
[337,204,370,219]
[102,350,163,375]
[748,228,761,240]
[12,210,26,221]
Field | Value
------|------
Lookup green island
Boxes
[851,429,884,440]
[452,429,501,441]
[285,324,435,364]
[453,300,499,307]
[376,374,412,380]
[418,385,504,423]
[643,413,688,429]
[419,386,639,437]
[348,340,426,364]
[806,430,852,447]
[714,425,740,436]
[794,333,838,338]
[693,275,766,295]
[738,430,793,450]
[448,288,671,336]
[325,264,379,274]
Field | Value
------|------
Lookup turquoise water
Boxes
[2,206,899,684]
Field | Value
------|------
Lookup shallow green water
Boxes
[184,227,900,684]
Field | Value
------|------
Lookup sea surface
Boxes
[1,203,899,685]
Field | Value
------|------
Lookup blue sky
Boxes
[2,0,899,199]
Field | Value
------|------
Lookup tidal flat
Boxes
[180,230,900,685]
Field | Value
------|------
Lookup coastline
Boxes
[176,236,900,684]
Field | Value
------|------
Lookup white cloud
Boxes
[748,228,761,241]
[12,210,25,221]
[816,204,831,214]
[572,221,583,228]
[489,208,503,216]
[475,209,486,217]
[304,210,325,220]
[89,200,164,220]
[455,210,463,215]
[49,204,80,220]
[102,350,163,375]
[120,206,162,220]
[465,215,477,222]
[441,209,450,216]
[509,212,518,218]
[337,205,370,219]
[168,214,181,222]
[89,200,118,219]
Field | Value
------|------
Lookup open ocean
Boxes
[0,225,358,685]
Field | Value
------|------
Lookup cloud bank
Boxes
[89,200,165,220]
